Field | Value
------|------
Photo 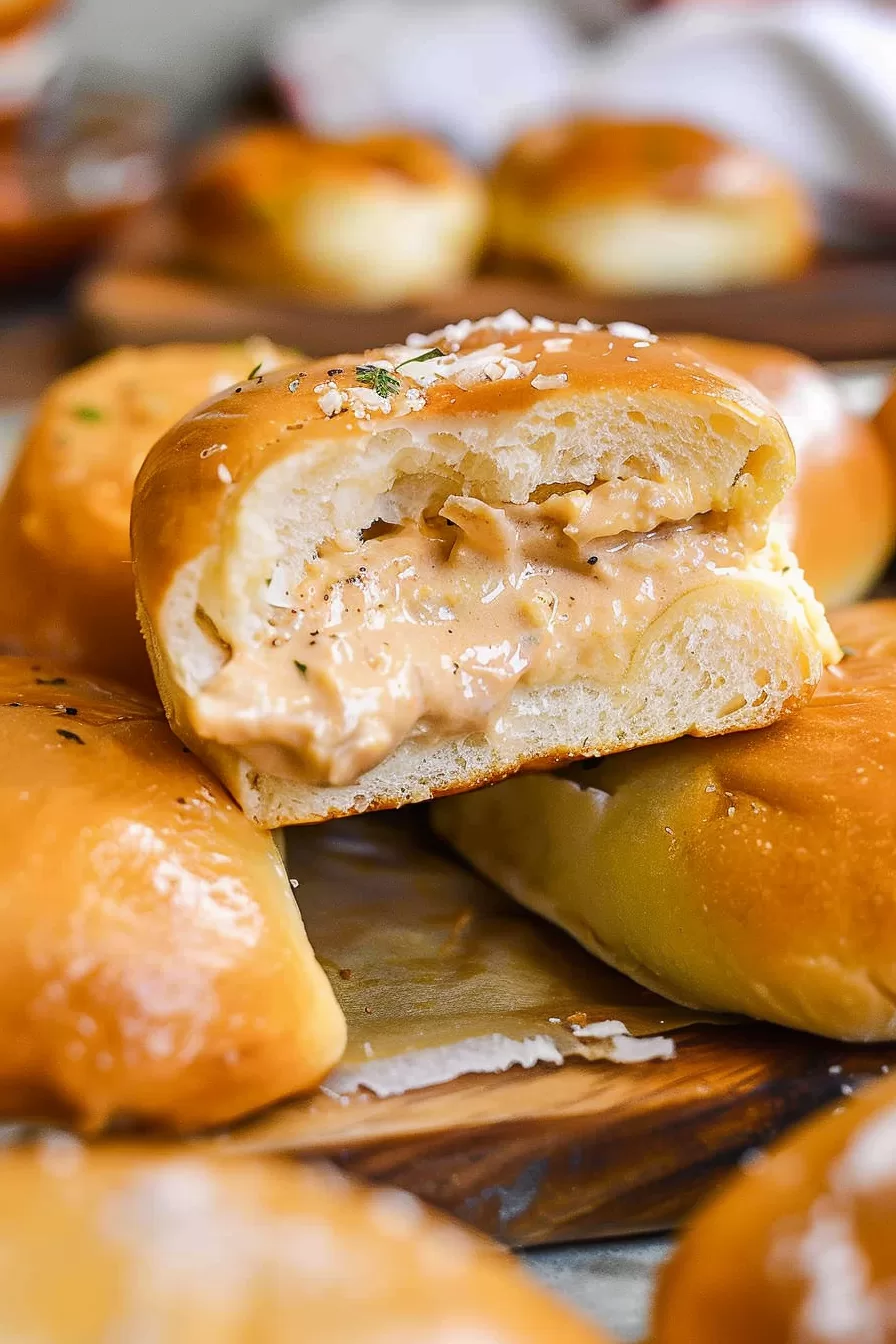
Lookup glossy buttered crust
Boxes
[875,380,896,456]
[433,601,896,1042]
[0,339,293,691]
[0,1146,608,1344]
[491,118,816,290]
[677,335,896,608]
[0,0,60,39]
[652,1071,896,1344]
[132,320,797,621]
[0,656,345,1131]
[180,124,487,305]
[131,316,835,824]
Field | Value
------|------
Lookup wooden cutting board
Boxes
[191,814,896,1248]
[75,211,896,361]
[205,1023,896,1249]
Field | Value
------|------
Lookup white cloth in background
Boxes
[574,0,896,244]
[266,0,576,162]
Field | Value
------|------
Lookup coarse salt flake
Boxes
[608,321,654,340]
[318,388,345,417]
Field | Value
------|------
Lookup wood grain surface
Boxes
[203,1024,896,1247]
[75,212,896,360]
[181,813,896,1249]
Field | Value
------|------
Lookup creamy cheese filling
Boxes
[192,489,763,786]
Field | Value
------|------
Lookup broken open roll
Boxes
[132,312,837,826]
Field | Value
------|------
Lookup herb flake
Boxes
[356,365,401,399]
[56,728,84,744]
[294,660,308,676]
[395,347,446,370]
[36,677,67,686]
[73,406,103,422]
[248,363,263,379]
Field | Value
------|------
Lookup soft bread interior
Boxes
[171,388,790,678]
[136,328,837,824]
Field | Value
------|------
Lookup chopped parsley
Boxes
[248,363,263,379]
[294,660,308,676]
[56,728,84,744]
[356,365,401,399]
[73,406,103,422]
[395,347,446,370]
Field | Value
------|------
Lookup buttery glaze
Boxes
[677,334,896,610]
[193,494,761,786]
[0,1146,607,1344]
[0,656,344,1130]
[0,338,292,690]
[654,1069,896,1344]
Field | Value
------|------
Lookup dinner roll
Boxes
[0,338,292,691]
[180,124,487,307]
[677,335,896,608]
[874,379,896,457]
[131,311,836,827]
[0,0,59,40]
[491,118,816,294]
[433,600,896,1042]
[0,656,345,1131]
[652,1070,896,1343]
[0,1144,609,1343]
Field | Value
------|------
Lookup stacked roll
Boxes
[1,308,893,1339]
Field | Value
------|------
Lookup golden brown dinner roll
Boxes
[0,1145,609,1343]
[653,1070,896,1343]
[180,124,487,307]
[677,335,896,608]
[434,600,896,1042]
[874,379,896,457]
[0,338,292,691]
[0,0,60,41]
[491,118,816,294]
[131,312,836,826]
[0,656,345,1131]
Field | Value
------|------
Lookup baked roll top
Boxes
[0,338,293,690]
[0,657,345,1130]
[675,334,896,609]
[132,312,837,825]
[0,1145,608,1343]
[433,600,896,1043]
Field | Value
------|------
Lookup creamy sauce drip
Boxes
[193,493,754,786]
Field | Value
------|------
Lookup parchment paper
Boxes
[278,809,723,1100]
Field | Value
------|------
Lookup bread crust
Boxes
[0,655,345,1131]
[0,1145,608,1342]
[0,339,293,691]
[653,1071,896,1343]
[0,0,60,40]
[180,124,488,305]
[433,600,896,1042]
[677,334,896,608]
[491,118,816,292]
[132,315,835,826]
